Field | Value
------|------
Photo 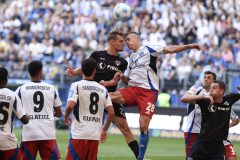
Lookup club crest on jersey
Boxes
[208,105,217,112]
[139,51,145,57]
[115,60,121,66]
[98,62,106,69]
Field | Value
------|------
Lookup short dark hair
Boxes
[125,31,140,37]
[204,71,217,80]
[0,67,8,86]
[82,58,97,77]
[213,80,226,91]
[107,29,124,42]
[28,60,43,77]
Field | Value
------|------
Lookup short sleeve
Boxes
[230,110,239,120]
[104,91,112,108]
[53,87,62,107]
[13,94,26,119]
[146,46,165,57]
[187,84,203,95]
[225,93,240,105]
[67,82,79,103]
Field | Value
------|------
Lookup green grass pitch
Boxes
[14,129,240,160]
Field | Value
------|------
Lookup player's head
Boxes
[125,31,141,51]
[0,67,8,87]
[210,80,225,98]
[107,29,125,52]
[203,71,217,89]
[82,58,97,78]
[28,60,43,79]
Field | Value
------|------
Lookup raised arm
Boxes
[181,94,214,104]
[163,43,200,54]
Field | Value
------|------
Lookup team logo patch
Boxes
[115,60,121,66]
[208,105,217,112]
[98,62,106,69]
[223,101,229,105]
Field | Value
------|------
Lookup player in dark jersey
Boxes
[181,80,240,160]
[66,30,139,158]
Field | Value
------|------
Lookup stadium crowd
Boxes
[0,0,239,93]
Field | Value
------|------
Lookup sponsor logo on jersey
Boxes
[218,107,230,111]
[98,62,106,69]
[115,60,121,66]
[208,105,217,112]
[100,57,105,60]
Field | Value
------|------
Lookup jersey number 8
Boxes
[89,92,99,115]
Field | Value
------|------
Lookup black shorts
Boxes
[188,140,225,160]
[112,103,126,119]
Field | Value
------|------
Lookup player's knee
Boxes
[110,91,124,104]
[139,124,148,132]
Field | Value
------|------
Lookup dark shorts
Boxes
[188,140,225,160]
[112,102,126,119]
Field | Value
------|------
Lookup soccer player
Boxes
[110,31,200,160]
[0,67,29,160]
[182,80,240,159]
[181,71,239,159]
[67,30,139,158]
[15,61,62,160]
[64,58,114,160]
[181,71,216,156]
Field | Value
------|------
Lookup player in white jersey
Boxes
[181,71,216,157]
[64,58,114,160]
[110,31,200,160]
[15,61,62,160]
[181,71,239,160]
[0,67,29,160]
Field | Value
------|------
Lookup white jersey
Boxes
[0,88,25,150]
[126,45,164,91]
[68,80,112,140]
[15,81,62,141]
[184,84,208,133]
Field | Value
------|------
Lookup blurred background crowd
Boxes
[0,0,240,107]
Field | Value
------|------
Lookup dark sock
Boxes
[138,131,149,160]
[128,140,139,159]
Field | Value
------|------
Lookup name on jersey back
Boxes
[0,94,12,101]
[82,86,104,93]
[26,86,50,90]
[29,114,50,120]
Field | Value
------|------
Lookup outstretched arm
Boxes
[181,94,214,104]
[163,43,200,54]
[66,66,82,77]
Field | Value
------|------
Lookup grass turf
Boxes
[14,128,240,160]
